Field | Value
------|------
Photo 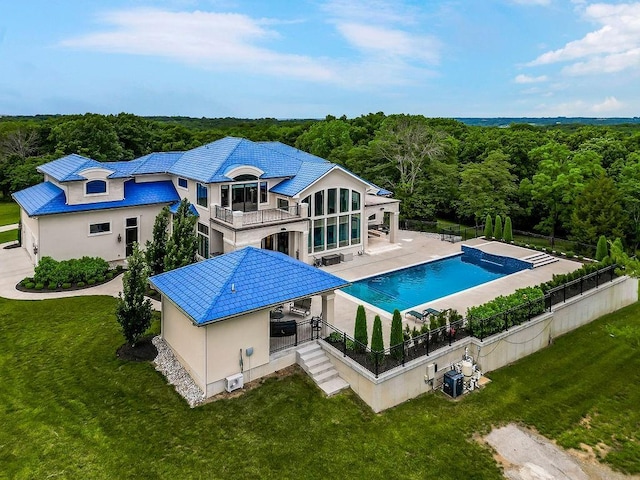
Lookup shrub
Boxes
[87,279,96,285]
[25,282,35,289]
[595,235,608,261]
[105,271,114,280]
[116,265,124,273]
[34,283,44,290]
[77,281,85,288]
[371,315,384,353]
[354,305,368,353]
[565,251,575,258]
[328,332,343,343]
[503,217,513,243]
[390,309,404,359]
[95,275,105,283]
[62,283,71,289]
[34,256,109,286]
[493,215,503,240]
[47,282,57,290]
[20,277,32,287]
[484,215,493,239]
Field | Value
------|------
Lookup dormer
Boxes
[66,167,126,205]
[224,165,264,181]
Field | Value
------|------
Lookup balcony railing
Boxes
[214,205,302,227]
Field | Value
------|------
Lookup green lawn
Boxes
[0,296,638,479]
[0,229,18,244]
[0,200,19,226]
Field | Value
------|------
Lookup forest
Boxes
[2,112,640,252]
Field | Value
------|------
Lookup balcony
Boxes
[214,205,303,228]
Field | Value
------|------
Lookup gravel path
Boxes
[153,336,205,407]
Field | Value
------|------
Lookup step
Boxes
[305,355,331,370]
[314,369,339,384]
[309,360,334,377]
[532,258,559,268]
[297,343,321,356]
[299,349,325,365]
[318,377,350,397]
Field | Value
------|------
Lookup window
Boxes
[302,196,311,216]
[351,213,361,244]
[178,178,188,189]
[197,223,209,259]
[327,188,337,215]
[85,180,107,195]
[314,191,324,216]
[339,215,349,247]
[339,188,349,213]
[277,198,289,210]
[352,191,361,211]
[221,185,230,207]
[260,181,268,203]
[89,222,110,235]
[313,219,325,252]
[197,183,208,208]
[326,217,337,250]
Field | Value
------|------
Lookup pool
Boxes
[340,251,529,313]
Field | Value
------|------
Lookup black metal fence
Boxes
[269,317,321,354]
[545,264,618,309]
[467,296,547,341]
[323,318,469,378]
[399,219,484,243]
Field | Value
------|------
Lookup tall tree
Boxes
[49,113,124,161]
[457,150,517,226]
[145,206,170,276]
[115,243,153,346]
[390,309,404,360]
[164,199,197,271]
[354,305,368,353]
[616,155,640,250]
[371,315,384,353]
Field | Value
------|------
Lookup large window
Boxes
[339,215,349,247]
[260,181,268,203]
[327,188,337,215]
[313,219,325,252]
[277,198,289,210]
[86,180,107,195]
[352,191,361,211]
[221,185,230,207]
[89,222,110,235]
[326,217,337,250]
[339,188,349,213]
[351,213,361,245]
[232,183,258,212]
[197,223,209,258]
[314,191,324,216]
[197,183,208,208]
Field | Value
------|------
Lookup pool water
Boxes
[341,253,527,313]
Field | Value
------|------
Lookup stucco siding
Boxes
[20,208,39,264]
[162,299,207,391]
[67,177,126,205]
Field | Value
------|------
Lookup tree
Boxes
[48,113,124,161]
[596,235,608,261]
[503,217,513,243]
[616,155,640,250]
[371,315,384,353]
[390,309,404,360]
[493,215,503,240]
[570,175,626,248]
[145,206,170,276]
[457,150,517,226]
[294,119,353,164]
[164,199,197,271]
[115,243,153,346]
[354,305,368,353]
[484,214,493,239]
[530,143,604,246]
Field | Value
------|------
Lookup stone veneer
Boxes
[461,244,532,274]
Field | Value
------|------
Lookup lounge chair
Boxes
[405,308,441,323]
[289,297,312,317]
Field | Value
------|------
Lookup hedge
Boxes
[33,256,110,287]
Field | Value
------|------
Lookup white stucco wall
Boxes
[66,175,126,206]
[20,208,39,264]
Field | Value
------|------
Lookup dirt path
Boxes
[483,424,638,480]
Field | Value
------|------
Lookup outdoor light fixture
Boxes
[117,234,122,243]
[33,245,38,254]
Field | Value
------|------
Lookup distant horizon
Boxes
[2,1,639,118]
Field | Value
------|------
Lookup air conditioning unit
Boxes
[225,373,244,393]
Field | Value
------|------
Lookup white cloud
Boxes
[60,9,337,81]
[592,95,623,112]
[514,74,548,83]
[527,2,640,75]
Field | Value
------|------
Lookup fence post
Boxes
[294,328,298,347]
[375,351,379,378]
[481,317,485,342]
[426,332,430,355]
[503,311,508,331]
[563,284,567,303]
[596,270,600,288]
[448,326,452,346]
[402,341,406,366]
[342,332,346,357]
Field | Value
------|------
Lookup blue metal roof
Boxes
[38,154,105,182]
[168,201,199,217]
[270,162,334,197]
[13,180,179,216]
[149,247,349,325]
[134,152,183,175]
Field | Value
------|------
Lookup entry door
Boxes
[125,217,138,257]
[277,232,289,255]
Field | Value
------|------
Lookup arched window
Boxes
[86,180,107,195]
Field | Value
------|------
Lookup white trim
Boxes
[88,221,112,236]
[224,165,264,179]
[177,177,189,190]
[84,179,109,197]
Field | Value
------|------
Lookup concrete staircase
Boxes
[297,342,350,397]
[523,252,559,268]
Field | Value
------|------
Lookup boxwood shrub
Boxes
[62,283,71,289]
[77,281,85,287]
[25,282,35,289]
[34,283,44,290]
[34,256,109,287]
[47,282,57,290]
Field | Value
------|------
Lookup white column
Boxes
[389,211,399,243]
[300,230,310,264]
[321,292,336,337]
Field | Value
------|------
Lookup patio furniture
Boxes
[270,310,284,320]
[289,297,312,317]
[270,320,297,337]
[405,308,441,323]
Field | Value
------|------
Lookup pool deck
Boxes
[315,231,581,340]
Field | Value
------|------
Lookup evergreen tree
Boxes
[484,214,493,239]
[595,235,608,261]
[493,214,503,240]
[503,216,513,243]
[145,206,170,276]
[164,198,197,271]
[354,305,368,353]
[390,309,404,360]
[115,243,153,346]
[371,315,384,353]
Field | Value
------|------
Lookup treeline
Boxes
[2,112,640,251]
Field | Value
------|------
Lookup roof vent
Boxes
[231,283,236,293]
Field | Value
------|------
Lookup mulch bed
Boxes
[116,335,158,362]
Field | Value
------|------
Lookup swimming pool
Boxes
[340,251,529,313]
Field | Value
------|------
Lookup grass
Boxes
[0,229,18,244]
[0,200,19,226]
[0,295,638,479]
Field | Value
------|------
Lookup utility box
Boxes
[443,370,463,398]
[225,373,244,392]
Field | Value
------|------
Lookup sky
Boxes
[1,0,639,119]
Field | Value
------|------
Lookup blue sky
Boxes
[1,0,639,118]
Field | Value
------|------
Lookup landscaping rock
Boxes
[152,336,205,407]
